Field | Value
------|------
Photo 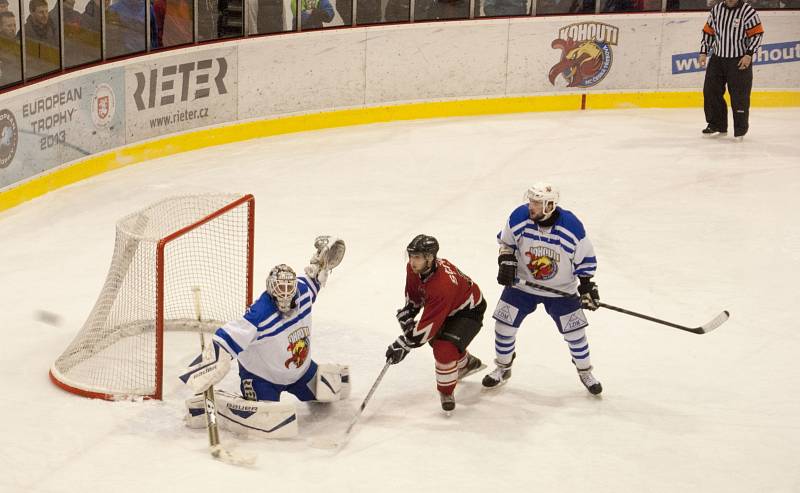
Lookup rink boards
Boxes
[0,11,798,212]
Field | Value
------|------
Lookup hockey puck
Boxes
[34,310,63,327]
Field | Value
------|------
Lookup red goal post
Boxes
[50,194,255,400]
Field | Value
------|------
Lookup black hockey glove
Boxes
[497,253,517,286]
[385,335,412,364]
[396,302,420,332]
[578,277,600,311]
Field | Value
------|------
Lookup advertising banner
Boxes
[60,69,126,165]
[506,15,662,95]
[659,11,800,90]
[124,47,237,142]
[0,69,126,189]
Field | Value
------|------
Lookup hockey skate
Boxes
[440,392,455,413]
[458,354,486,380]
[481,353,515,389]
[702,125,727,137]
[577,367,603,395]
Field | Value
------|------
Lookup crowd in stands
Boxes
[0,0,797,88]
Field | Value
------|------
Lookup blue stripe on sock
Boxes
[570,344,589,354]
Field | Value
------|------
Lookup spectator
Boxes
[24,0,59,77]
[60,0,101,67]
[291,0,334,29]
[0,10,17,38]
[0,0,9,14]
[80,0,104,32]
[51,0,81,27]
[0,10,21,86]
[25,0,58,47]
[106,0,159,57]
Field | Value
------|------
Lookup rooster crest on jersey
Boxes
[284,326,310,369]
[525,248,559,280]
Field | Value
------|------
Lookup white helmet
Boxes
[266,264,297,313]
[524,182,560,220]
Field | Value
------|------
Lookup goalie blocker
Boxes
[184,364,350,438]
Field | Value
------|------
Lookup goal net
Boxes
[50,194,254,400]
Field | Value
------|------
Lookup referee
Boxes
[698,0,764,141]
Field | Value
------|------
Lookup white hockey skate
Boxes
[481,353,515,389]
[577,367,603,395]
[458,354,486,380]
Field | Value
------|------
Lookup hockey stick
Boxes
[310,361,392,451]
[516,280,729,335]
[192,287,256,467]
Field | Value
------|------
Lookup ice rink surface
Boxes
[1,108,799,493]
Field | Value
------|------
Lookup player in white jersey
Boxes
[179,236,349,438]
[482,183,603,395]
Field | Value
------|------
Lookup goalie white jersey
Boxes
[213,276,321,385]
[499,204,597,296]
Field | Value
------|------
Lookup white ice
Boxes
[1,108,799,493]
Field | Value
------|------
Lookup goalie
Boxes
[179,236,348,438]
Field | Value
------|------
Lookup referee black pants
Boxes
[703,55,753,137]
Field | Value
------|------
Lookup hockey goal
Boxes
[50,194,254,400]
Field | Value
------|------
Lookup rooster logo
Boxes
[525,251,558,280]
[548,22,618,88]
[284,326,311,369]
[285,338,309,369]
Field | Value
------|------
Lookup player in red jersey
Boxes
[385,234,487,413]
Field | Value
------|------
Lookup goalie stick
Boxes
[310,361,391,451]
[192,287,257,467]
[516,280,729,335]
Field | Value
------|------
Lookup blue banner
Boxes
[671,41,800,74]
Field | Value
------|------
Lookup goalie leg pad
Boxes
[309,363,350,402]
[185,389,298,438]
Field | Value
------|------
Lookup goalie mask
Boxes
[525,182,560,221]
[266,264,297,313]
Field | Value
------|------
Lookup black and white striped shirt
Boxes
[700,1,764,58]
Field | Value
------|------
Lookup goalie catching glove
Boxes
[178,342,233,394]
[304,235,346,287]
